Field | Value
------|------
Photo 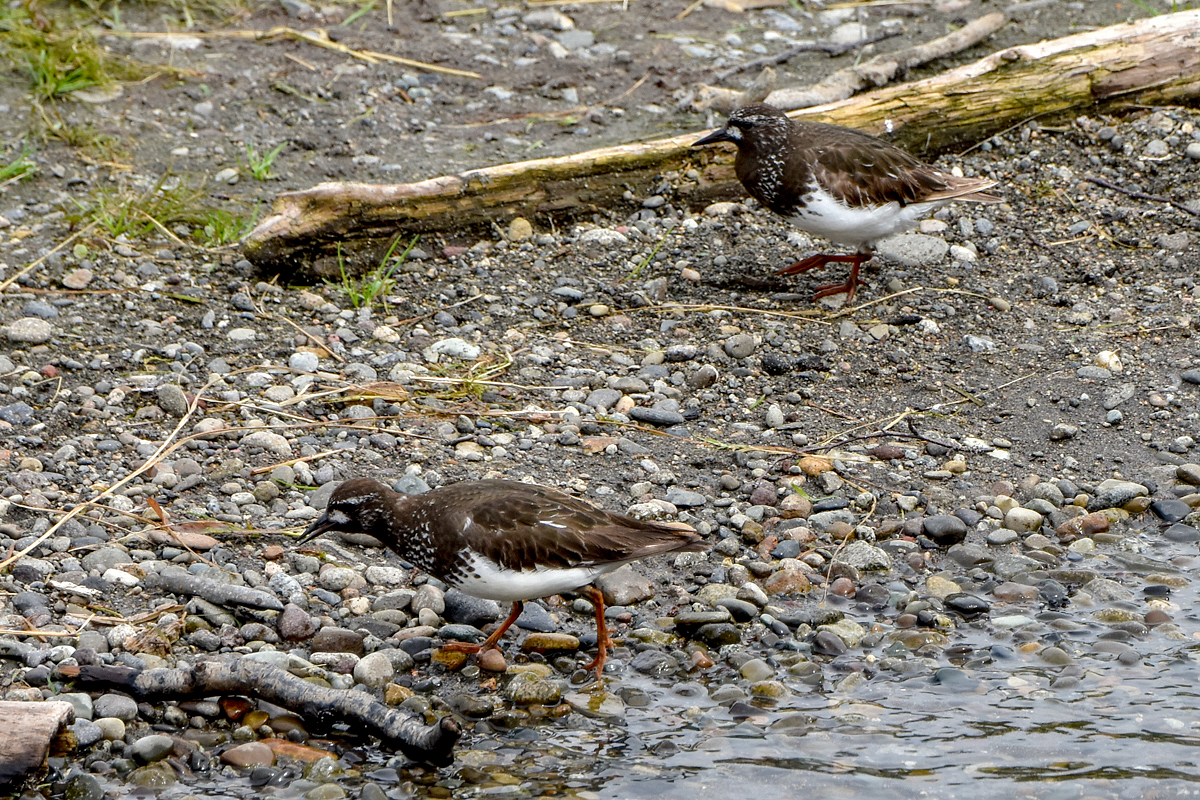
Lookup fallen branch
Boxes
[243,11,1200,278]
[714,29,901,83]
[63,660,461,766]
[696,12,1007,113]
[146,566,285,611]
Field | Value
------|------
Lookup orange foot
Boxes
[776,253,870,303]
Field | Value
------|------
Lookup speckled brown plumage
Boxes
[694,103,1001,301]
[299,477,706,680]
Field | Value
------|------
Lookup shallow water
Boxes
[432,643,1200,800]
[439,564,1200,800]
[57,538,1200,800]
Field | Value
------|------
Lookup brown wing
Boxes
[438,480,704,572]
[803,123,999,207]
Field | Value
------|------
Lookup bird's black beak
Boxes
[693,127,734,147]
[298,513,334,545]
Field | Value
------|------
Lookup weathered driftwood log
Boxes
[65,661,461,766]
[243,10,1200,277]
[0,701,76,790]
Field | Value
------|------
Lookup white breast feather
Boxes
[454,551,615,601]
[792,186,946,247]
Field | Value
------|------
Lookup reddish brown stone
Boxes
[762,569,812,595]
[827,521,854,541]
[581,436,617,454]
[219,697,253,722]
[479,649,508,672]
[829,577,856,597]
[262,740,335,762]
[220,742,275,768]
[869,444,905,461]
[1056,511,1109,539]
[756,535,779,559]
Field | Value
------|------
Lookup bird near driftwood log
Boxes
[693,103,1001,303]
[299,478,706,682]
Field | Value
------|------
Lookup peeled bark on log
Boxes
[243,10,1200,277]
[65,661,461,767]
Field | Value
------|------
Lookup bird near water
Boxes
[693,103,1001,303]
[299,477,706,681]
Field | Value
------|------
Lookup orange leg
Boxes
[776,252,871,303]
[579,586,611,683]
[441,600,524,654]
[775,252,861,276]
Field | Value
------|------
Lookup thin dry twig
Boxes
[264,309,345,362]
[0,613,96,639]
[136,209,198,251]
[827,286,991,319]
[409,375,564,392]
[1084,175,1200,218]
[0,627,83,638]
[81,605,186,627]
[145,496,217,568]
[250,450,342,476]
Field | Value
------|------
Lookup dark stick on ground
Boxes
[716,31,901,83]
[1084,175,1200,218]
[62,660,462,767]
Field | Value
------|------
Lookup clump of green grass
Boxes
[197,208,255,246]
[243,142,287,180]
[0,3,147,101]
[27,48,98,99]
[331,235,421,309]
[73,172,209,239]
[0,146,37,185]
[42,120,122,160]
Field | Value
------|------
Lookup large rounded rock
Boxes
[130,733,175,764]
[923,514,967,546]
[353,651,395,688]
[1003,507,1044,532]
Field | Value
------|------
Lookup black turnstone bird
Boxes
[299,477,706,680]
[693,103,1001,302]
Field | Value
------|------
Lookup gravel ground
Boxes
[2,0,1200,795]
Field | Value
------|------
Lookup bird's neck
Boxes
[738,145,793,214]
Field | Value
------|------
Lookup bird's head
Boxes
[692,103,792,150]
[299,477,391,544]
